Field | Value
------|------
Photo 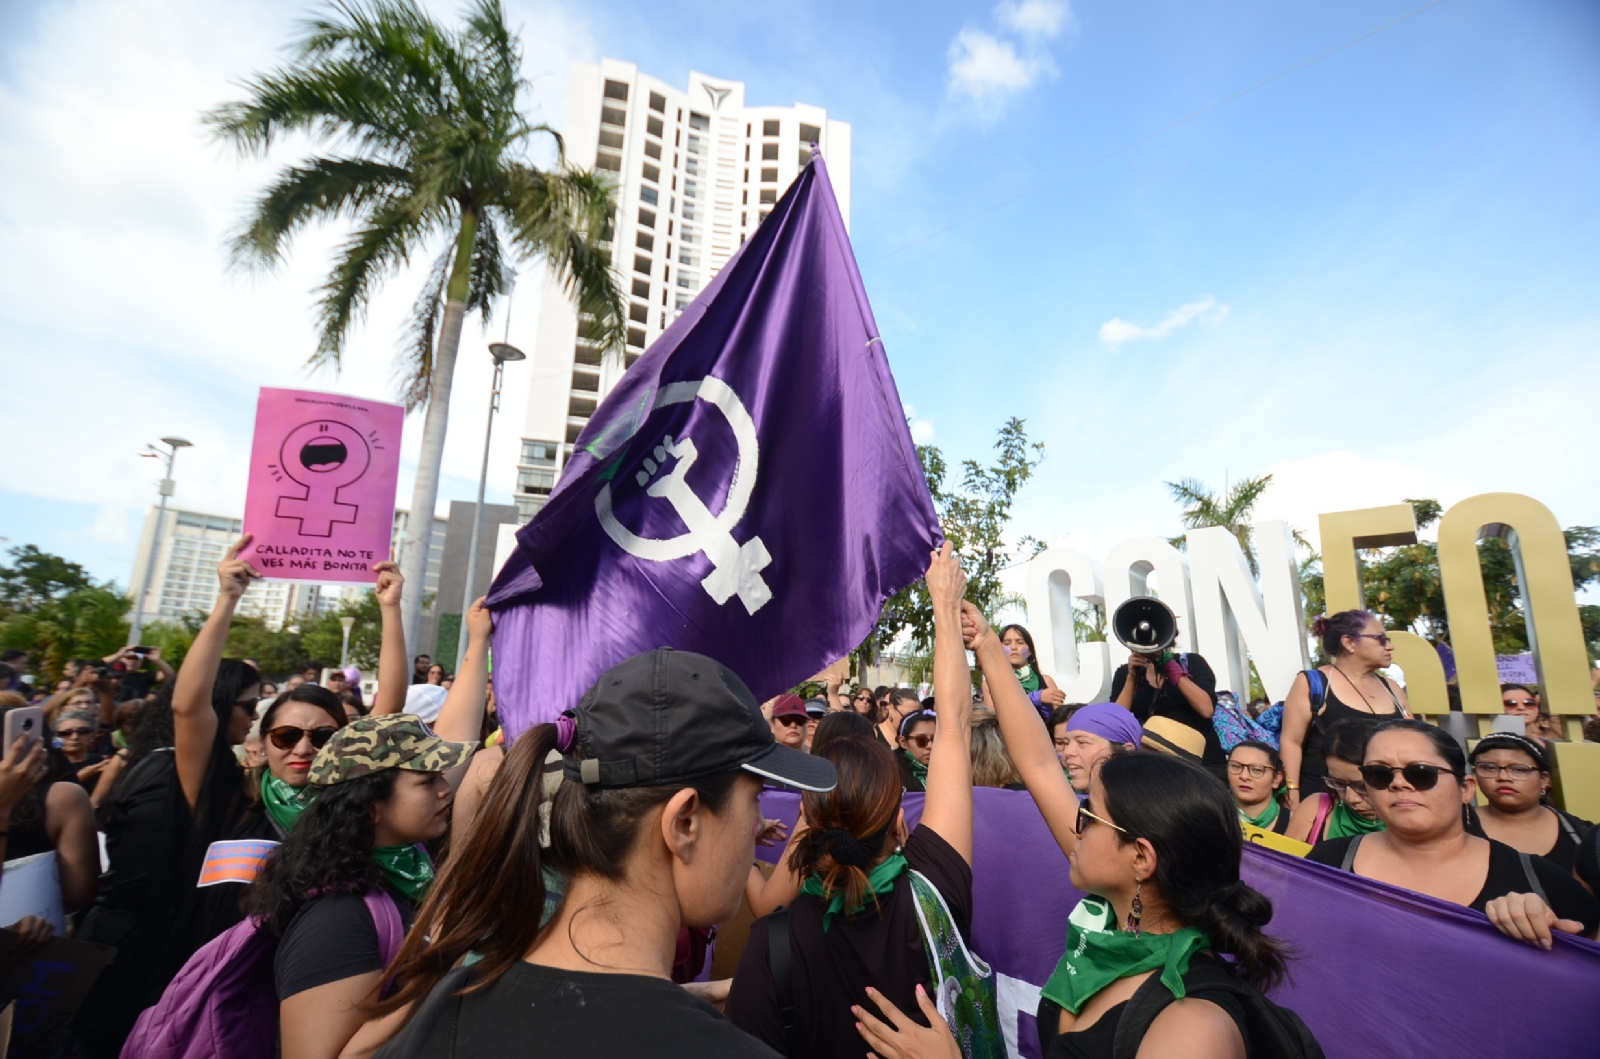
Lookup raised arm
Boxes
[920,543,974,864]
[369,562,408,717]
[429,598,492,745]
[965,601,1079,858]
[173,535,259,811]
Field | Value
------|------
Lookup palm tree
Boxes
[1165,473,1276,575]
[208,0,626,650]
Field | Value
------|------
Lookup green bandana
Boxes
[261,772,316,835]
[1324,799,1385,840]
[1015,664,1042,694]
[1040,896,1210,1014]
[1237,797,1280,830]
[900,749,929,787]
[800,852,909,931]
[371,843,435,902]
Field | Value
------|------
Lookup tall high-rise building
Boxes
[510,59,851,522]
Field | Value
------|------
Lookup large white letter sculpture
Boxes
[1024,547,1110,703]
[1186,522,1308,703]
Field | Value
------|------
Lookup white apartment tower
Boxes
[511,60,852,521]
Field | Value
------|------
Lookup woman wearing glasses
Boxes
[1284,719,1384,845]
[1227,741,1290,835]
[1500,684,1559,743]
[1279,610,1409,810]
[1466,733,1591,874]
[1307,719,1598,948]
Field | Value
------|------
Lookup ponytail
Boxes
[788,735,902,921]
[1098,753,1290,991]
[379,723,560,1012]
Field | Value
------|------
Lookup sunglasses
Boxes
[1075,805,1131,837]
[1324,775,1368,796]
[1358,762,1459,792]
[57,728,94,738]
[1350,633,1393,647]
[774,715,807,727]
[265,725,338,751]
[1501,699,1538,709]
[904,734,933,749]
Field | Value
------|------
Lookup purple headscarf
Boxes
[1065,702,1143,748]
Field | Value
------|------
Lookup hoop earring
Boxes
[1126,881,1143,937]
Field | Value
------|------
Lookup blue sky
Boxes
[2,0,1597,590]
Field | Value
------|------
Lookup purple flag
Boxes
[487,157,939,734]
[758,790,1600,1059]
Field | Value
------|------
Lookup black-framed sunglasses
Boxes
[1075,805,1131,837]
[1358,762,1459,792]
[774,715,807,728]
[1350,632,1393,647]
[1324,775,1368,796]
[265,725,338,751]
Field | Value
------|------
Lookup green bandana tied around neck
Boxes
[1238,797,1280,830]
[1041,896,1210,1014]
[1015,664,1042,694]
[1324,798,1385,839]
[371,843,435,902]
[261,772,315,834]
[900,749,929,787]
[800,852,909,931]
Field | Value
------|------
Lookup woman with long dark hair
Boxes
[1466,733,1590,873]
[1279,610,1409,809]
[724,545,974,1058]
[248,714,473,1059]
[1308,719,1598,947]
[1228,740,1290,836]
[982,623,1067,717]
[343,646,833,1059]
[858,750,1294,1059]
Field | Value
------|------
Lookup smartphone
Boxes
[131,647,152,657]
[3,707,45,752]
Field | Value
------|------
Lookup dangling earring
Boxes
[1126,881,1143,937]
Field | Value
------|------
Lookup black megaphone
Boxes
[1112,597,1178,656]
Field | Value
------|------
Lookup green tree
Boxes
[300,592,385,670]
[1165,473,1277,575]
[857,418,1045,676]
[208,0,627,652]
[0,585,130,686]
[0,545,94,615]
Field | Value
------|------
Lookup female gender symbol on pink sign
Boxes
[274,419,372,536]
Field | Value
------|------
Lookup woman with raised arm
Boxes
[1279,610,1409,809]
[855,751,1299,1059]
[723,544,975,1059]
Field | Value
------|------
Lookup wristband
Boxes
[1285,784,1299,791]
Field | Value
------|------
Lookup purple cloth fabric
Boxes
[486,157,938,735]
[1064,701,1143,747]
[756,788,1600,1059]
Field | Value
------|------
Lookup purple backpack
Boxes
[121,891,402,1059]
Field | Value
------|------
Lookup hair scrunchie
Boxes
[822,828,873,869]
[554,714,576,753]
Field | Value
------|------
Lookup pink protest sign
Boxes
[242,388,404,584]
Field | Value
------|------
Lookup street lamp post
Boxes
[455,339,525,674]
[129,437,192,647]
[339,615,356,669]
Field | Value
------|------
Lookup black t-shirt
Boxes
[276,889,418,999]
[725,825,973,1059]
[374,961,780,1059]
[1465,807,1591,875]
[1578,825,1600,894]
[1307,835,1600,936]
[1037,954,1249,1059]
[1110,654,1222,767]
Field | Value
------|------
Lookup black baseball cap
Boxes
[564,648,837,792]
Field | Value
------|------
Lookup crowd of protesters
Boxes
[0,541,1596,1059]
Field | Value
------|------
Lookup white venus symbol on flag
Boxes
[595,376,774,615]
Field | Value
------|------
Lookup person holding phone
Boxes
[0,693,99,911]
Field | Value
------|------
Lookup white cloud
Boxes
[946,0,1070,116]
[1252,451,1436,554]
[1098,295,1230,348]
[902,403,936,444]
[82,505,132,545]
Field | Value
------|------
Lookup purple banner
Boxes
[487,156,938,734]
[757,788,1600,1059]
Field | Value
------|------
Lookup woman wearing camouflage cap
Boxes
[244,713,476,1059]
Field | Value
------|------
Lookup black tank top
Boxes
[1298,670,1405,797]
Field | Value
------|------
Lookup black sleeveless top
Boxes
[1298,670,1404,797]
[1038,955,1250,1059]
